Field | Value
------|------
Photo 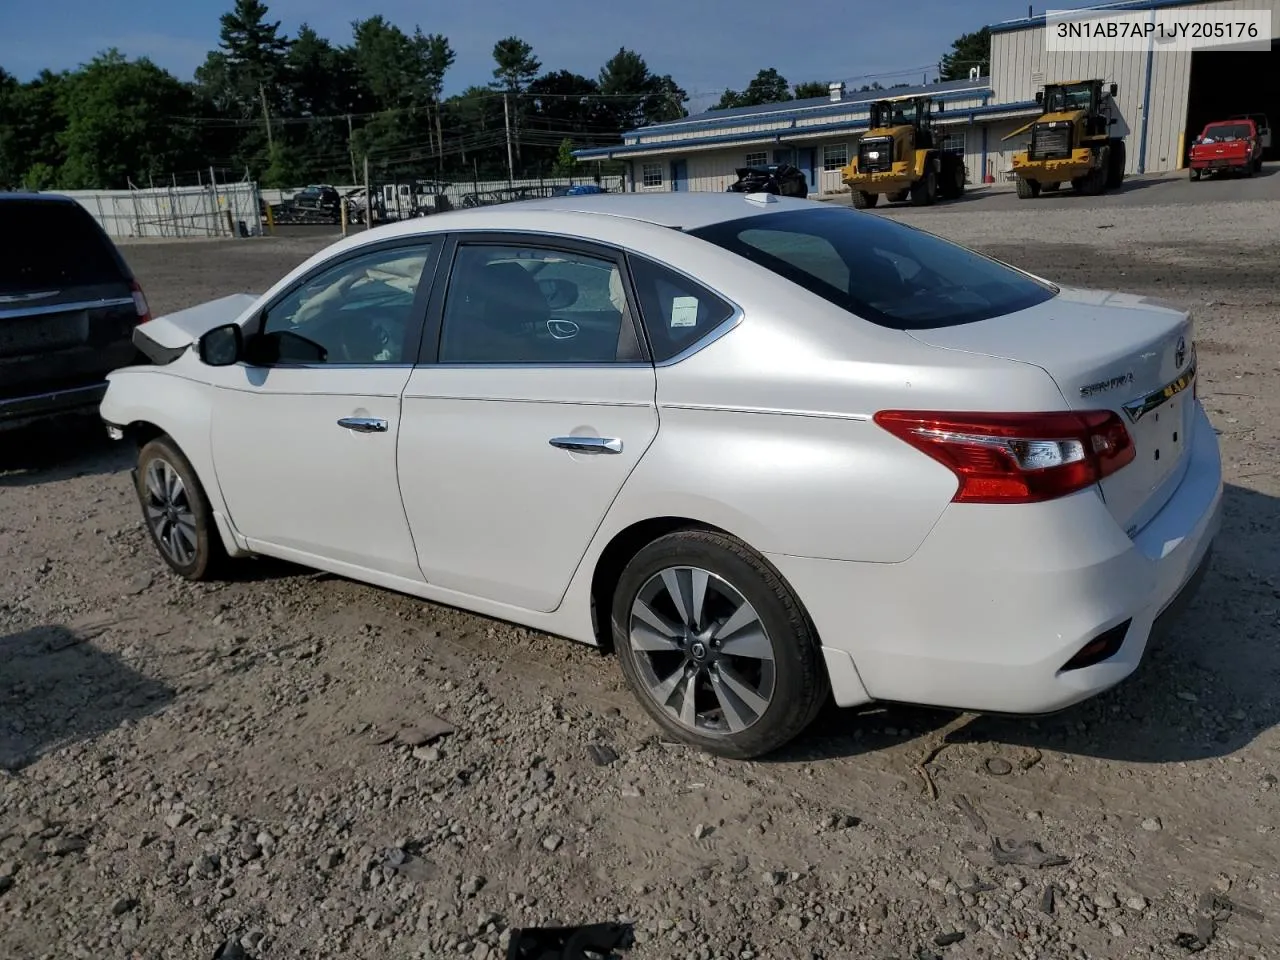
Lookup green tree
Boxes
[793,80,829,99]
[939,26,990,81]
[491,36,539,167]
[57,50,199,189]
[714,68,792,110]
[597,48,687,131]
[0,69,69,187]
[552,138,577,176]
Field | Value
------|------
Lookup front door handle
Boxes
[338,417,388,433]
[549,436,623,454]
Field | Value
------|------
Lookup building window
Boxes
[744,151,768,168]
[939,133,966,156]
[822,143,849,170]
[641,163,663,188]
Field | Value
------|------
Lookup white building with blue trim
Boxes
[576,0,1278,194]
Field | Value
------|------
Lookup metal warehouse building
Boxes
[577,0,1280,193]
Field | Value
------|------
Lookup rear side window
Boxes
[689,207,1056,330]
[0,200,125,296]
[627,255,735,362]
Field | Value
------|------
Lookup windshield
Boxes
[1044,85,1093,113]
[688,207,1057,330]
[1202,123,1251,141]
[872,100,919,127]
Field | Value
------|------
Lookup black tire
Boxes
[1244,161,1255,178]
[1106,139,1127,189]
[1015,176,1040,199]
[910,166,937,206]
[887,189,909,203]
[1254,156,1263,173]
[610,529,829,759]
[1083,148,1109,195]
[135,436,229,581]
[851,190,877,209]
[1189,168,1200,181]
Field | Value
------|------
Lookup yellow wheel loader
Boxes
[841,96,966,209]
[1006,80,1127,198]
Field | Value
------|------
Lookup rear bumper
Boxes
[0,381,108,430]
[1189,157,1250,169]
[770,402,1223,713]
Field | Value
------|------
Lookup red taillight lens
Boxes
[131,280,151,324]
[873,409,1136,504]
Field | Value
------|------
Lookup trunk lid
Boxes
[907,287,1197,536]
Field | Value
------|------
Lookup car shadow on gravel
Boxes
[0,415,132,488]
[0,623,174,772]
[775,482,1280,767]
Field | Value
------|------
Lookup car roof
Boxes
[0,191,79,204]
[444,192,815,231]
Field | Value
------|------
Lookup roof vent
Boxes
[829,81,845,102]
[745,192,779,204]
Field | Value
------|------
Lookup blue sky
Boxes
[3,0,1050,111]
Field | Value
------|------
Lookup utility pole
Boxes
[347,114,357,186]
[260,84,274,153]
[503,92,515,185]
[363,155,372,231]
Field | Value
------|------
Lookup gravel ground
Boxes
[3,194,1279,960]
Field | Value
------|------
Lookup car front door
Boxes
[397,233,658,613]
[207,237,440,582]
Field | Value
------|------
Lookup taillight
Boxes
[873,410,1135,504]
[130,280,152,324]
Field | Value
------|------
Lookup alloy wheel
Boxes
[143,458,198,567]
[628,566,777,737]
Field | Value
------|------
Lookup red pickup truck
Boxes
[1188,119,1264,179]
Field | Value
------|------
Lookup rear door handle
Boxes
[549,436,623,454]
[338,417,388,433]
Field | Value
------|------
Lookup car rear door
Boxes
[396,232,658,613]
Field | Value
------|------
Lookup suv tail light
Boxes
[873,410,1135,504]
[130,280,152,324]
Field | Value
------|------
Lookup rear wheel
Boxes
[611,529,828,759]
[1106,139,1127,189]
[1254,156,1264,173]
[1245,161,1255,178]
[1015,176,1041,199]
[136,436,229,581]
[851,190,877,209]
[910,167,938,206]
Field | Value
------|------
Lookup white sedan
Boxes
[101,192,1222,758]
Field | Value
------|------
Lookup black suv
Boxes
[1,193,150,431]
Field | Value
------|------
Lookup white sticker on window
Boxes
[670,296,699,328]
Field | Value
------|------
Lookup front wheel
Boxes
[1015,176,1041,199]
[611,530,829,759]
[851,190,877,209]
[910,168,937,206]
[1189,168,1201,181]
[136,436,228,581]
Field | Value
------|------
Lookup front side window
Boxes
[689,207,1056,330]
[628,255,735,362]
[256,243,432,363]
[439,244,629,364]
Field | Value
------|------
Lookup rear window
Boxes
[688,207,1056,330]
[1202,123,1252,140]
[0,200,126,296]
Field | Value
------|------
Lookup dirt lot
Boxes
[3,192,1279,960]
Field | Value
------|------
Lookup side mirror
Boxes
[198,323,243,366]
[1109,83,1118,98]
[1035,91,1044,104]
